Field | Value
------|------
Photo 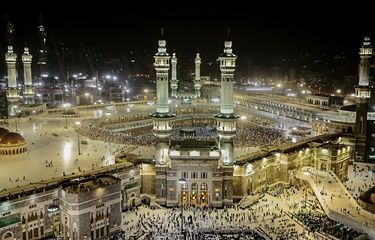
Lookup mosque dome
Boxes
[0,127,9,140]
[0,132,26,145]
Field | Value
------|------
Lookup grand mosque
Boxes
[0,29,374,240]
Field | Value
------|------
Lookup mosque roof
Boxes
[0,132,26,145]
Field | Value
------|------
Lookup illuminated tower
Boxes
[5,46,20,117]
[37,15,48,77]
[214,31,237,206]
[22,47,35,104]
[354,36,373,162]
[194,53,202,98]
[170,53,178,97]
[151,29,175,206]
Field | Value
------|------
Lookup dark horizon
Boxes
[0,3,373,62]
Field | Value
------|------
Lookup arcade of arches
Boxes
[180,182,209,207]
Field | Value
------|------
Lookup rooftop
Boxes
[61,175,119,193]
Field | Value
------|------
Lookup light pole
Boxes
[75,121,81,155]
[125,89,130,101]
[85,93,90,113]
[15,117,18,131]
[144,89,148,101]
[178,178,187,240]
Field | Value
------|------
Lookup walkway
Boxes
[295,167,375,239]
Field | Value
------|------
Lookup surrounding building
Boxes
[59,175,121,240]
[0,24,373,239]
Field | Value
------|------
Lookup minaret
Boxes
[358,36,372,86]
[214,30,237,206]
[5,46,20,117]
[22,47,35,104]
[37,15,48,77]
[194,53,202,98]
[151,29,175,206]
[355,36,373,162]
[170,53,178,97]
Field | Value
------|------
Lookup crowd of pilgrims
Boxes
[293,211,365,240]
[76,112,285,148]
[123,191,312,240]
[234,126,286,148]
[124,205,269,240]
[344,164,375,199]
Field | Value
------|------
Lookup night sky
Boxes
[0,2,373,62]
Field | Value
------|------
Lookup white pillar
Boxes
[6,46,17,89]
[194,53,201,98]
[22,47,35,104]
[170,53,178,97]
[154,39,170,114]
[219,41,237,115]
[152,32,175,164]
[358,36,372,86]
[5,46,20,116]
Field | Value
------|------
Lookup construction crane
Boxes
[80,42,99,86]
[51,36,67,84]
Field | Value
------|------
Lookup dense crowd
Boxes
[294,211,365,240]
[77,113,286,148]
[123,191,311,240]
[234,126,286,148]
[344,164,375,199]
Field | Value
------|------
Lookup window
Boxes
[182,172,188,179]
[2,211,11,216]
[29,204,37,209]
[34,228,39,238]
[201,172,208,179]
[191,172,198,179]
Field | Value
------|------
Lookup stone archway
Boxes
[347,127,353,134]
[190,182,198,206]
[200,183,208,207]
[2,231,14,240]
[320,163,327,171]
[129,192,136,207]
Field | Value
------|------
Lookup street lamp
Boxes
[178,178,187,240]
[75,121,81,155]
[15,117,18,131]
[64,116,68,129]
[125,89,130,101]
[144,89,148,101]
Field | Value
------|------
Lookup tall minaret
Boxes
[170,53,178,97]
[358,36,372,86]
[194,53,202,98]
[151,29,175,206]
[22,47,35,104]
[37,15,48,77]
[214,30,237,206]
[5,46,20,117]
[355,36,373,162]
